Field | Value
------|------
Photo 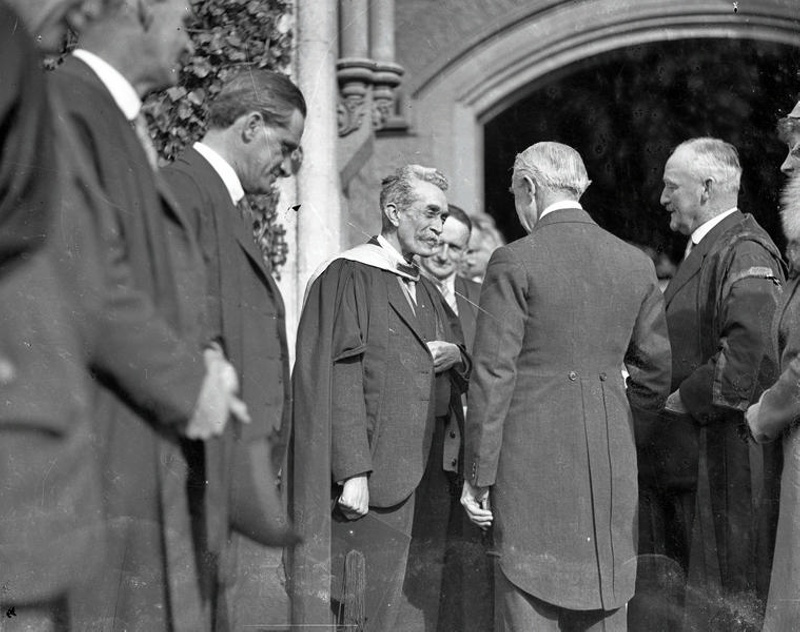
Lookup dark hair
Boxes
[207,69,306,130]
[446,204,472,234]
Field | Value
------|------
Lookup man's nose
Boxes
[277,154,293,178]
[659,189,669,206]
[781,153,795,175]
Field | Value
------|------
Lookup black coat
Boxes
[51,56,209,631]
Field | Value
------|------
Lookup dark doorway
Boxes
[483,38,800,263]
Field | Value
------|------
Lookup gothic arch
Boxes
[407,0,800,213]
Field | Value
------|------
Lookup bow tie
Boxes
[396,261,420,281]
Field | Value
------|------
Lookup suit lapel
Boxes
[386,274,431,348]
[664,211,744,308]
[664,246,705,306]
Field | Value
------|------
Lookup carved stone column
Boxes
[369,0,405,130]
[338,0,375,136]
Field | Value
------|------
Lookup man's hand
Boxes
[427,340,463,374]
[461,480,493,530]
[745,398,764,443]
[185,346,250,440]
[664,389,688,415]
[338,474,369,520]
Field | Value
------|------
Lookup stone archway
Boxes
[405,0,800,214]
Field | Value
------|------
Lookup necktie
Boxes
[437,280,458,315]
[683,239,695,261]
[131,112,158,170]
[237,195,274,274]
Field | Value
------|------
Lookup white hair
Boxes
[674,137,742,195]
[512,142,591,199]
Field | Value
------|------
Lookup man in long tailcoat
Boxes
[633,137,784,631]
[162,69,306,627]
[292,165,470,631]
[462,141,672,631]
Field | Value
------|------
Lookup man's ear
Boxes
[700,178,714,204]
[384,203,400,228]
[521,175,536,201]
[241,112,264,143]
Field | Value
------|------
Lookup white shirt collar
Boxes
[539,199,583,221]
[691,207,738,245]
[193,142,245,205]
[72,49,141,122]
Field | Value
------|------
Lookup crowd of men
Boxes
[5,1,800,632]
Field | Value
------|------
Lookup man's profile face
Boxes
[241,108,305,195]
[141,0,193,90]
[420,216,470,281]
[781,129,800,176]
[395,179,448,259]
[660,147,703,236]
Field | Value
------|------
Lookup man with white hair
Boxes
[462,141,671,630]
[632,137,784,630]
[293,165,470,631]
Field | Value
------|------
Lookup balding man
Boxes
[462,142,671,631]
[632,138,784,630]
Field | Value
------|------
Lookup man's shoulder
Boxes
[162,148,222,197]
[712,213,782,265]
[50,57,114,116]
[455,274,482,295]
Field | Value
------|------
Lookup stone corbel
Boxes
[337,58,376,137]
[371,61,404,130]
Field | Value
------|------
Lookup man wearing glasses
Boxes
[162,69,306,628]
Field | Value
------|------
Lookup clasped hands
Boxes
[426,340,463,374]
[185,345,250,440]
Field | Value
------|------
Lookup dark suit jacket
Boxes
[162,147,294,555]
[51,56,209,631]
[465,207,671,610]
[454,274,482,353]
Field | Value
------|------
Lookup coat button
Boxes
[451,458,458,467]
[449,431,457,439]
[568,371,578,381]
[599,372,607,381]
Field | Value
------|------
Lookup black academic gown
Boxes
[291,244,469,630]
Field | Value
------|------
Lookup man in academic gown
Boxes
[292,165,470,631]
[161,69,306,628]
[632,137,784,631]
